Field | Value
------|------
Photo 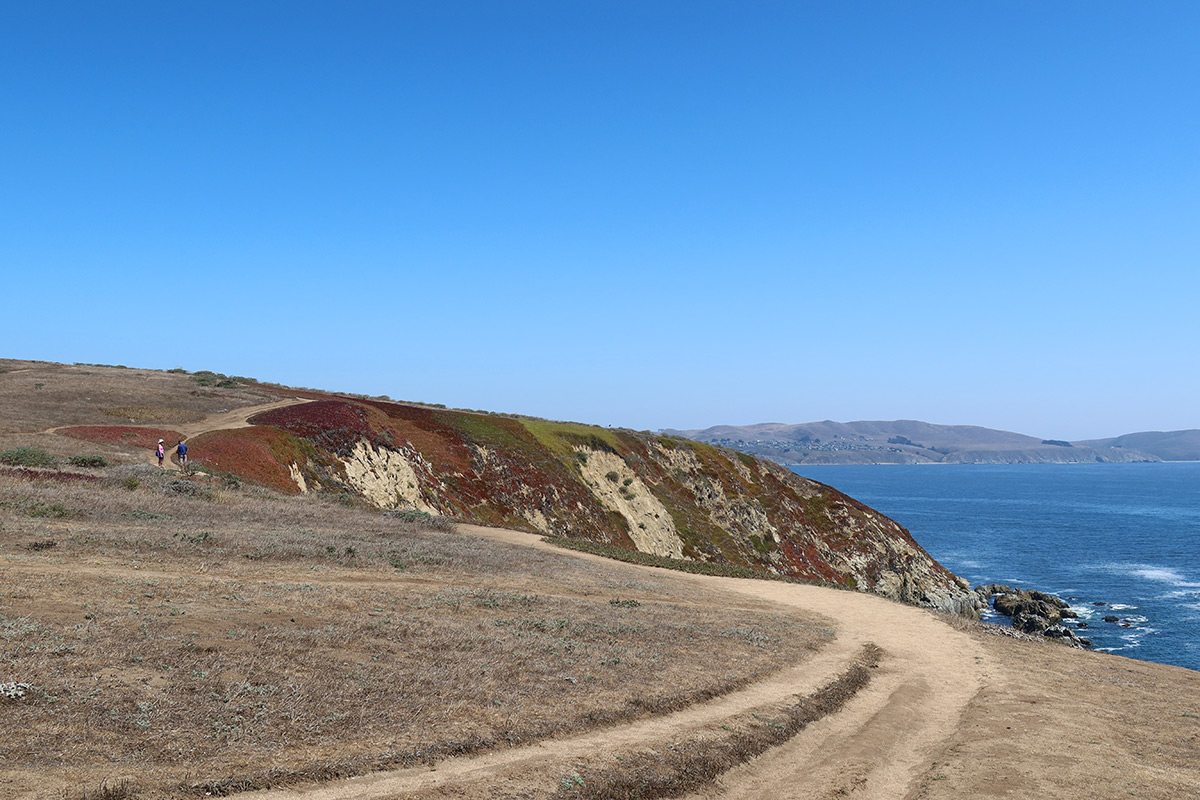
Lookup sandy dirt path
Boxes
[238,525,985,800]
[145,397,310,470]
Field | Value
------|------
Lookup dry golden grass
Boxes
[0,360,278,461]
[0,465,828,798]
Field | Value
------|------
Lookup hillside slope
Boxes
[666,419,1166,465]
[210,398,974,613]
[1077,429,1200,462]
[1,359,974,613]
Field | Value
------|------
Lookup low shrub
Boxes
[164,480,214,500]
[68,455,109,469]
[0,447,56,468]
[191,370,230,386]
[10,501,79,519]
[382,508,456,532]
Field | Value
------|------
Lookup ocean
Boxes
[789,463,1200,672]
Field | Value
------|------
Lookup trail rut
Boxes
[238,525,984,799]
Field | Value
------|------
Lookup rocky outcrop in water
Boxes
[977,584,1091,649]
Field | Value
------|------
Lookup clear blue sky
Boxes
[3,2,1197,440]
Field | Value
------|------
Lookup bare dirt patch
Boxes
[905,619,1200,800]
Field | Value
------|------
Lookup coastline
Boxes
[788,462,1200,672]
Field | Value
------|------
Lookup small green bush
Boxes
[191,370,224,386]
[164,480,214,500]
[0,447,56,468]
[28,502,73,519]
[123,477,141,491]
[384,508,434,522]
[68,455,109,469]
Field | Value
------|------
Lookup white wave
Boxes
[1127,565,1199,586]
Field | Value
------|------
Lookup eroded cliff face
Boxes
[237,398,977,614]
[576,447,683,559]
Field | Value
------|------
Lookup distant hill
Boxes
[662,419,1197,465]
[1076,430,1200,463]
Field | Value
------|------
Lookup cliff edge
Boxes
[184,396,976,613]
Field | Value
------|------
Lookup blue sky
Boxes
[3,2,1197,440]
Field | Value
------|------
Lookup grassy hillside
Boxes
[1078,429,1200,462]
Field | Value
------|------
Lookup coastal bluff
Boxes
[5,359,975,614]
[223,397,978,614]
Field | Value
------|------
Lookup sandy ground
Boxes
[226,524,1200,800]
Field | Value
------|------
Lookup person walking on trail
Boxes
[176,439,188,469]
[156,439,165,468]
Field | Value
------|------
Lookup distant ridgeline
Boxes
[662,420,1200,466]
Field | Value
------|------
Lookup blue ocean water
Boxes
[789,463,1200,672]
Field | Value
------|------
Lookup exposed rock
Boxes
[1013,611,1053,634]
[577,447,683,559]
[977,584,1091,648]
[1103,615,1121,623]
[341,440,436,513]
[1043,624,1091,649]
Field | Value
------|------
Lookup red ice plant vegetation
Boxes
[0,466,103,484]
[187,427,313,494]
[56,426,185,450]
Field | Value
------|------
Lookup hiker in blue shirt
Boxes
[176,440,188,469]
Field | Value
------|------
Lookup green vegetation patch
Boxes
[523,420,625,460]
[0,447,57,468]
[0,499,83,519]
[191,370,255,387]
[68,455,108,469]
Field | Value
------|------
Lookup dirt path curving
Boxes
[147,397,310,470]
[236,525,985,800]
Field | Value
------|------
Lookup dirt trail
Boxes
[238,525,985,800]
[144,397,309,470]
